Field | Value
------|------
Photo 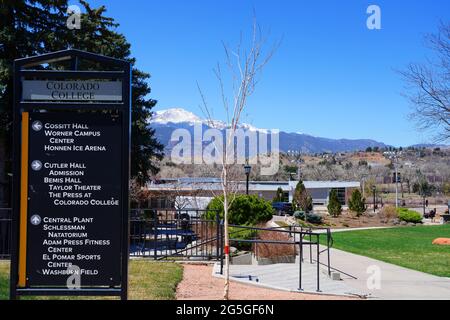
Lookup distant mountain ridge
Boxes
[409,143,450,149]
[150,108,389,154]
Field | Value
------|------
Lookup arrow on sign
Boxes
[31,160,42,171]
[30,214,41,226]
[31,121,43,132]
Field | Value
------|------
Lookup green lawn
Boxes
[324,225,450,277]
[0,259,183,300]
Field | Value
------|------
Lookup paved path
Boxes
[271,217,393,234]
[304,245,450,300]
[212,261,364,297]
[213,245,450,299]
[259,218,450,299]
[319,226,393,233]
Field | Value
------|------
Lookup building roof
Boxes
[297,181,360,189]
[147,178,359,192]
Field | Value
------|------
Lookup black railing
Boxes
[130,208,221,260]
[294,225,333,277]
[221,223,333,292]
[0,208,12,259]
[0,208,221,261]
[0,207,339,292]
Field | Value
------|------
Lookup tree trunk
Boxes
[222,169,230,300]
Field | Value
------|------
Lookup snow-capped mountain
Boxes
[152,108,203,125]
[150,108,388,153]
[151,108,264,131]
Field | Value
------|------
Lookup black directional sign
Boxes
[11,49,131,300]
[26,112,123,287]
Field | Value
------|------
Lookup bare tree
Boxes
[170,181,204,210]
[197,18,279,300]
[399,22,450,142]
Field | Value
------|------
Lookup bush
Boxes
[379,205,398,222]
[305,212,323,224]
[348,189,366,216]
[205,195,274,225]
[254,230,296,259]
[294,211,305,220]
[327,189,342,217]
[229,227,258,251]
[397,208,422,224]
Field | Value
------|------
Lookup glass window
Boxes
[331,188,346,205]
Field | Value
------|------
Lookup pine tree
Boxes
[1,0,69,132]
[272,187,284,203]
[0,0,69,206]
[0,0,164,203]
[348,189,366,216]
[70,1,164,184]
[327,189,342,217]
[292,181,313,213]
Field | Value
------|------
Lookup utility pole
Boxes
[361,174,368,200]
[395,161,399,208]
[372,185,376,213]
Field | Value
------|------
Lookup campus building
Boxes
[143,178,360,209]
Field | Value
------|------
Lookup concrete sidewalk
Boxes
[212,261,364,297]
[213,245,450,299]
[271,216,394,234]
[304,245,450,300]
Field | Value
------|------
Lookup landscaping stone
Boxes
[252,254,296,265]
[432,238,450,246]
[231,253,253,265]
[331,272,341,281]
[400,221,408,226]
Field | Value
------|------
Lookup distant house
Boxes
[144,178,360,209]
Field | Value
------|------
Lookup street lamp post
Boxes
[372,185,376,213]
[244,164,251,195]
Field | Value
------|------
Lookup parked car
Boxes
[272,202,293,216]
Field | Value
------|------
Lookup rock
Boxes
[400,221,408,226]
[331,272,341,281]
[231,253,252,265]
[432,238,450,246]
[253,255,296,265]
[407,223,415,227]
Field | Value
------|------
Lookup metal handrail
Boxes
[220,222,328,292]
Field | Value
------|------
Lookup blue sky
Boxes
[87,0,450,146]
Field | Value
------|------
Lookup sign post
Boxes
[10,50,131,300]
